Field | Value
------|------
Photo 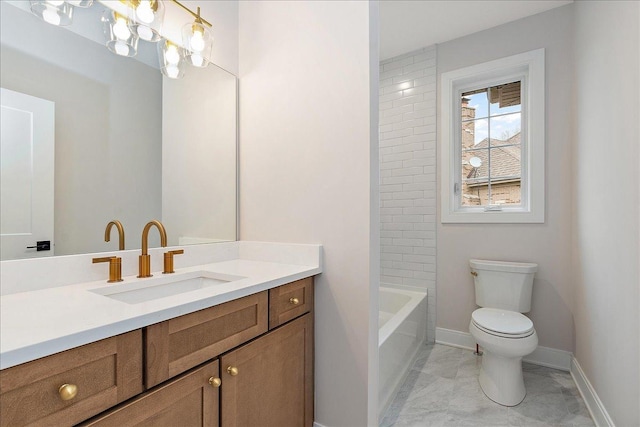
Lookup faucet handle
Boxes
[163,249,184,274]
[92,256,123,283]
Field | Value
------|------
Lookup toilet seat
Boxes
[471,308,534,338]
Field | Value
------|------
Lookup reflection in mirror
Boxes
[0,1,237,261]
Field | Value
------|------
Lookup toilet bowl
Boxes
[469,308,538,406]
[468,259,538,407]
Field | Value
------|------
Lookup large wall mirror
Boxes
[0,1,237,261]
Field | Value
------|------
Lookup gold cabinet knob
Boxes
[227,366,239,376]
[208,377,221,388]
[470,271,478,277]
[289,297,300,305]
[58,383,78,401]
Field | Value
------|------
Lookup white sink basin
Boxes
[90,272,245,304]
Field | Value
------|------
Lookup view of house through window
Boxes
[460,81,522,207]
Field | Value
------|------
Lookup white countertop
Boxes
[1,248,321,370]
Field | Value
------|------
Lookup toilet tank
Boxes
[470,259,538,313]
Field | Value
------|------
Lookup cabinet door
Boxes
[81,360,220,427]
[0,330,142,427]
[221,314,313,427]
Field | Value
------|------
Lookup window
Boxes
[440,49,545,223]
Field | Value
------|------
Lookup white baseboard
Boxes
[313,423,328,427]
[570,357,615,427]
[435,327,476,350]
[523,345,572,371]
[435,327,572,371]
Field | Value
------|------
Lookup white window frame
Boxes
[440,49,545,223]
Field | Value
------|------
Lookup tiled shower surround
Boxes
[379,46,437,341]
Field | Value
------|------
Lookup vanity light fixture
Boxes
[126,0,164,43]
[30,0,214,78]
[102,9,139,57]
[181,5,212,68]
[158,39,185,79]
[29,0,74,26]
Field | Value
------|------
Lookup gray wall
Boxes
[572,1,639,425]
[1,3,162,255]
[436,5,575,351]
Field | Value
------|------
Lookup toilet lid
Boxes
[472,308,534,336]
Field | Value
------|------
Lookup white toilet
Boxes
[468,259,538,407]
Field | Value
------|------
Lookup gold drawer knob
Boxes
[208,377,221,388]
[227,366,239,376]
[470,271,478,277]
[58,383,78,401]
[289,297,300,305]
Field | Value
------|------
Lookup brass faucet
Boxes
[105,220,125,250]
[163,249,184,274]
[93,256,123,283]
[138,220,167,278]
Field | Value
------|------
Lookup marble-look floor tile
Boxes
[414,356,460,379]
[522,371,564,396]
[443,404,510,427]
[546,369,578,389]
[562,392,596,427]
[447,382,509,426]
[381,409,448,427]
[509,392,570,425]
[381,344,595,427]
[508,408,574,427]
[455,353,482,379]
[416,344,462,364]
[392,371,455,415]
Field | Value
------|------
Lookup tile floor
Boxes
[380,344,595,427]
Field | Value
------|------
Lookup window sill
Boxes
[441,208,544,224]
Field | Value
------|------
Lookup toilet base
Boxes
[478,350,526,407]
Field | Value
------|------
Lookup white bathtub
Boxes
[379,286,427,418]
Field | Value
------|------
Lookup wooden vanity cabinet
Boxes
[0,330,142,427]
[80,360,220,427]
[0,277,314,427]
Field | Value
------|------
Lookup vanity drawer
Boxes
[269,277,314,329]
[145,291,268,388]
[0,330,142,427]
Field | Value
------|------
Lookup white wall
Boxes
[436,5,575,352]
[162,65,237,246]
[572,2,640,425]
[379,46,437,341]
[238,1,378,425]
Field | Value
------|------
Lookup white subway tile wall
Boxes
[380,46,437,342]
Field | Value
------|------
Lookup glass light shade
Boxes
[30,0,74,26]
[102,10,138,57]
[157,39,185,79]
[66,0,93,7]
[182,21,212,68]
[128,0,164,43]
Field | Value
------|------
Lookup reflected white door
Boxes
[1,88,55,260]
